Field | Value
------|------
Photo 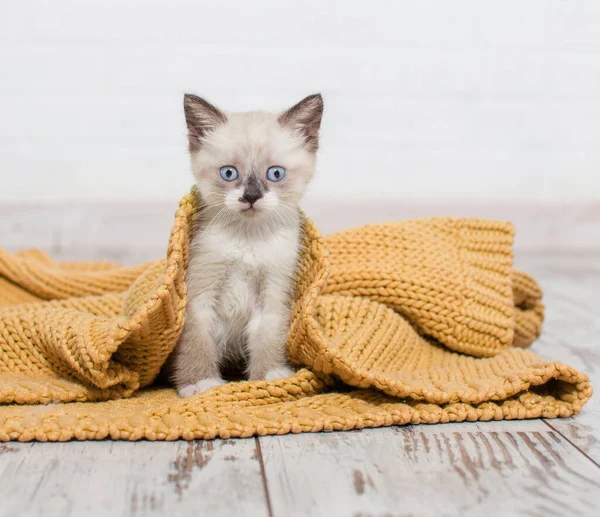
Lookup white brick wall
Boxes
[1,0,599,203]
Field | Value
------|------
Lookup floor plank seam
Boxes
[542,420,600,469]
[255,438,274,517]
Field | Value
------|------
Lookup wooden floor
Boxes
[1,212,599,517]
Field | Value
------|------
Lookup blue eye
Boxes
[266,166,286,182]
[219,166,239,182]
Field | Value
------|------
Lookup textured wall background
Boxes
[1,1,599,204]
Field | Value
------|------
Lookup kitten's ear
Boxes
[183,94,227,152]
[278,93,323,152]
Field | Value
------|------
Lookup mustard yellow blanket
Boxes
[0,191,591,441]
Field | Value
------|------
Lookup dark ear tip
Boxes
[184,93,200,105]
[307,94,323,114]
[309,93,323,105]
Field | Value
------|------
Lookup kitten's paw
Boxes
[264,366,296,381]
[178,377,226,398]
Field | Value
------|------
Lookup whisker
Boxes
[199,206,229,236]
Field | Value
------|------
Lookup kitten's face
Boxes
[184,94,323,220]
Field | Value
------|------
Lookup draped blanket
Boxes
[0,190,591,441]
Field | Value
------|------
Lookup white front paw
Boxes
[178,377,226,398]
[264,366,295,381]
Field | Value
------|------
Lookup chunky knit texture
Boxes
[0,190,591,441]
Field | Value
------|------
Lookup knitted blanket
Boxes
[0,190,591,442]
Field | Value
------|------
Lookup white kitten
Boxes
[172,93,323,397]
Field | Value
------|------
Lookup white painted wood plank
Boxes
[3,52,599,106]
[259,424,600,517]
[0,439,269,517]
[4,97,600,148]
[2,1,600,51]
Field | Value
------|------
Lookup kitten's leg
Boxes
[246,283,295,381]
[173,294,225,397]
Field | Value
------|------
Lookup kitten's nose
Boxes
[242,191,262,205]
[241,177,263,206]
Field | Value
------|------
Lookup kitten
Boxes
[172,93,323,397]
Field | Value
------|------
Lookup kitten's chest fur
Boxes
[186,214,301,354]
